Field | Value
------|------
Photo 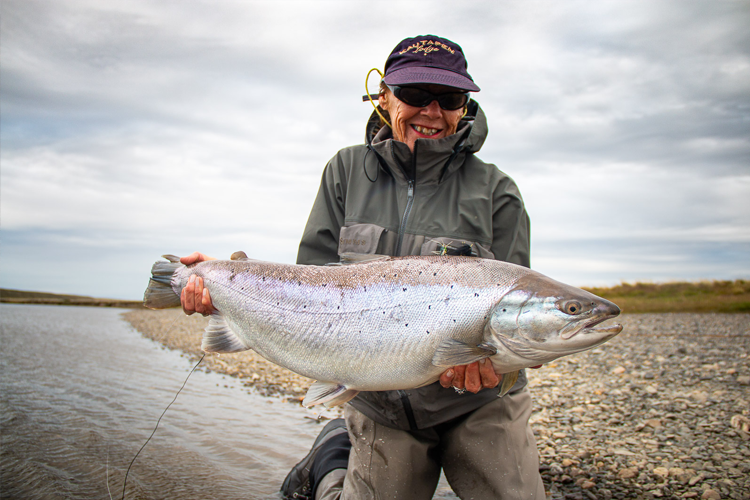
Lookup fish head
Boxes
[486,272,623,366]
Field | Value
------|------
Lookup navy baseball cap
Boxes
[383,35,480,92]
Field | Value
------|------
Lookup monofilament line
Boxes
[120,353,205,500]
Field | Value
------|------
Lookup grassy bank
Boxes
[583,279,750,313]
[0,288,144,308]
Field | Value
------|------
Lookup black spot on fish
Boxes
[474,293,479,297]
[434,273,437,276]
[428,305,431,309]
[451,285,453,289]
[453,319,456,322]
[303,305,306,308]
[403,287,407,292]
[405,323,408,327]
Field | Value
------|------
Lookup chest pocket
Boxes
[338,224,389,255]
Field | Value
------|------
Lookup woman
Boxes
[182,35,544,500]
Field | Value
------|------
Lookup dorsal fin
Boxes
[161,254,181,263]
[230,251,250,261]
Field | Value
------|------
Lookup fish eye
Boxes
[563,301,582,315]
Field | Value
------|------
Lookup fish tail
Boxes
[143,255,183,309]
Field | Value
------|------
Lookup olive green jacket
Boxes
[297,101,531,431]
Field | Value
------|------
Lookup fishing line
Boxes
[120,352,205,500]
[104,312,184,497]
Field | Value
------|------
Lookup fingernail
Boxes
[203,288,208,297]
[189,275,195,284]
[479,358,486,365]
[446,369,454,378]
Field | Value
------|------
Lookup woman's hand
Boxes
[439,362,543,393]
[180,252,216,316]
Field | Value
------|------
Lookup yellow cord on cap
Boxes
[366,68,392,129]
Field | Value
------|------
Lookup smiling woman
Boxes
[178,33,542,500]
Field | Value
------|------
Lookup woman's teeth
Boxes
[413,125,438,135]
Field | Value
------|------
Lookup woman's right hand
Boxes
[180,252,216,316]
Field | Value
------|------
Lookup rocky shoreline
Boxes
[122,310,750,500]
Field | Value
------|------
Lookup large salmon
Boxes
[144,253,622,407]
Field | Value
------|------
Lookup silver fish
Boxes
[144,253,622,407]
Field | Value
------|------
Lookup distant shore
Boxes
[0,288,143,308]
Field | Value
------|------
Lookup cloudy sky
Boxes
[1,0,748,300]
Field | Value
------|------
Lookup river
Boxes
[0,303,458,500]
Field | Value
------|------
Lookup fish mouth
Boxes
[561,314,623,340]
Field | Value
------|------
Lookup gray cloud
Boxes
[1,0,748,299]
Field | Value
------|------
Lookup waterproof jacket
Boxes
[297,101,531,431]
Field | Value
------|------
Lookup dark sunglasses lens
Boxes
[395,87,468,110]
[437,94,469,110]
[396,87,432,107]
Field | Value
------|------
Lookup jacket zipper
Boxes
[396,180,415,256]
[396,141,418,256]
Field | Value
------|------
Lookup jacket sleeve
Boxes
[490,177,531,268]
[296,153,348,265]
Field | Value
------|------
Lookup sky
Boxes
[1,0,749,300]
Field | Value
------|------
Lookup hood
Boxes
[364,100,489,185]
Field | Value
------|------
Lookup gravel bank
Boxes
[123,310,750,499]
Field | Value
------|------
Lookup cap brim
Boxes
[383,67,480,92]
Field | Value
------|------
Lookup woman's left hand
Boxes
[439,359,499,393]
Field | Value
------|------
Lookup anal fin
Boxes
[201,312,250,353]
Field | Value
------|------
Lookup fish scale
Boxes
[145,254,622,407]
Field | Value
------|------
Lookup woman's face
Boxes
[379,84,465,152]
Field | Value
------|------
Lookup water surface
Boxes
[0,304,339,499]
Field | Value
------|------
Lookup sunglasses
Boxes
[386,84,470,110]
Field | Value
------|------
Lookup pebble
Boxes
[701,489,721,500]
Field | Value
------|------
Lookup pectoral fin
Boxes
[303,381,359,408]
[201,312,250,353]
[432,340,497,367]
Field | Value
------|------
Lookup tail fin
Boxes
[143,255,183,309]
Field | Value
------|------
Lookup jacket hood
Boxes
[364,100,489,184]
